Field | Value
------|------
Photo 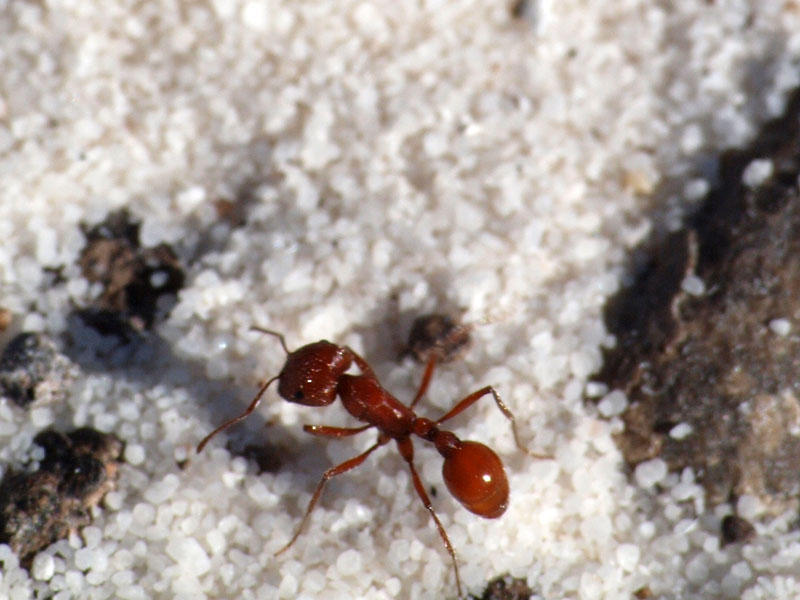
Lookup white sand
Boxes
[1,1,800,598]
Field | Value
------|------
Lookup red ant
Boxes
[197,327,547,597]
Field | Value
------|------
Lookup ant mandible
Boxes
[197,326,547,598]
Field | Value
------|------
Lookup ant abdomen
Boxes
[442,441,509,518]
[278,341,353,406]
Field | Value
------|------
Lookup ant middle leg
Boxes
[275,435,389,556]
[395,435,462,598]
[435,386,551,459]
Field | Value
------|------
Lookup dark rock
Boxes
[594,87,800,509]
[476,574,534,600]
[213,198,248,227]
[404,314,472,364]
[77,209,185,337]
[0,428,123,567]
[0,332,73,407]
[509,0,530,19]
[721,514,756,545]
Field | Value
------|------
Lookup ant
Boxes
[197,327,547,598]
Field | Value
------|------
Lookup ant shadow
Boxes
[60,316,347,494]
[56,169,346,479]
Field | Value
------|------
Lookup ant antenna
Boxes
[472,301,520,328]
[196,327,291,454]
[250,326,291,354]
[196,375,279,453]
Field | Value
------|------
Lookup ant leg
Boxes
[275,436,389,556]
[250,326,291,354]
[436,386,551,459]
[349,350,436,409]
[303,424,372,437]
[347,348,378,379]
[197,375,279,453]
[410,355,437,409]
[395,436,462,598]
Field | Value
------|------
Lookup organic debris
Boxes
[77,209,184,336]
[0,332,74,407]
[0,428,123,567]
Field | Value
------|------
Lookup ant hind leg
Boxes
[395,436,463,598]
[435,386,551,459]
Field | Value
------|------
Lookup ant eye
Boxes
[293,390,305,401]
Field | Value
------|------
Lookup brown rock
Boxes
[595,87,800,510]
[403,313,472,364]
[0,428,123,567]
[76,209,184,337]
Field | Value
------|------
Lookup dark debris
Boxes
[403,314,472,364]
[213,198,248,228]
[633,586,653,599]
[0,428,123,567]
[0,332,74,408]
[474,574,535,600]
[76,209,185,337]
[595,87,800,508]
[509,0,530,19]
[721,514,756,546]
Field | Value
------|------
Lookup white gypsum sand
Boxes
[1,1,800,599]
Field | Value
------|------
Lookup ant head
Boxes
[442,440,509,518]
[278,340,354,406]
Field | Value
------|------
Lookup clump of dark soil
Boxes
[76,209,184,337]
[0,427,123,567]
[595,87,800,510]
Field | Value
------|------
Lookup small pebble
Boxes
[598,390,628,417]
[741,158,773,187]
[768,318,791,336]
[669,422,693,440]
[124,444,146,466]
[634,458,668,488]
[616,544,640,571]
[31,553,55,581]
[336,549,362,576]
[721,515,756,545]
[681,275,705,296]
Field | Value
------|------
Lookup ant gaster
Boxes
[197,327,547,598]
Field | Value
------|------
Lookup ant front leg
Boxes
[395,436,463,598]
[197,375,279,453]
[436,386,551,459]
[347,348,378,379]
[275,435,389,556]
[302,424,372,437]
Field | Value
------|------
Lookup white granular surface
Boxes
[1,1,800,599]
